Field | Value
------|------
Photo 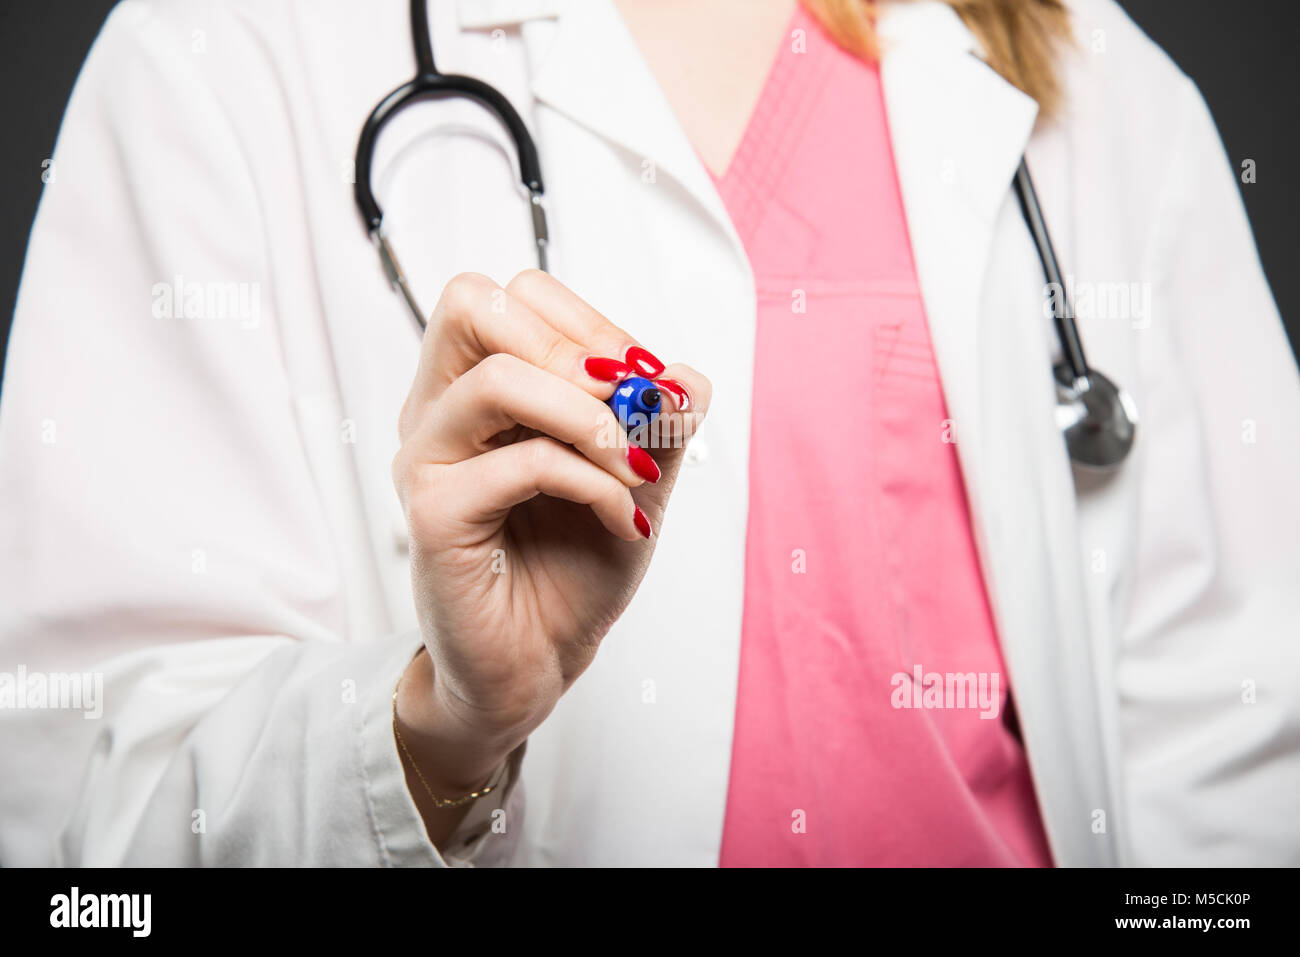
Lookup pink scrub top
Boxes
[713,4,1054,867]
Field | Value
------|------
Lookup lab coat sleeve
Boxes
[1119,72,1300,864]
[0,1,522,866]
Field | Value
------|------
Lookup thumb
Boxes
[626,362,712,521]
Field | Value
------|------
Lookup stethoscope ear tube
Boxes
[354,0,549,331]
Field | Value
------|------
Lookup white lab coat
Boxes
[1,0,1297,867]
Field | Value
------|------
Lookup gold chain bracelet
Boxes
[392,683,508,809]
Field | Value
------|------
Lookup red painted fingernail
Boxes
[627,444,661,483]
[654,378,691,412]
[633,506,653,539]
[585,357,634,382]
[625,346,665,378]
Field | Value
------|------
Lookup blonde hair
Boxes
[801,0,1072,116]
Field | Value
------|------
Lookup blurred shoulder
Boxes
[88,0,384,78]
[1056,0,1206,136]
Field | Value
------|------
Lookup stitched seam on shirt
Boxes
[755,278,922,298]
[354,661,395,867]
[733,53,832,240]
[724,12,834,243]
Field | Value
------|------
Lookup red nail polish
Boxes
[627,444,661,483]
[625,346,665,378]
[654,378,691,412]
[633,506,653,539]
[585,357,634,382]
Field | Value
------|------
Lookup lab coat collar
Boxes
[516,0,1036,285]
[877,0,982,54]
[455,0,567,30]
[523,0,740,247]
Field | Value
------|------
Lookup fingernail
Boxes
[627,444,661,483]
[633,506,653,539]
[654,378,691,412]
[585,357,634,382]
[625,346,665,378]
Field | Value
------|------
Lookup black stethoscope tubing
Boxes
[355,0,1136,469]
[354,0,549,327]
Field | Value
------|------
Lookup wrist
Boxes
[395,649,523,793]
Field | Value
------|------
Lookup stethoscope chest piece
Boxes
[1054,364,1138,470]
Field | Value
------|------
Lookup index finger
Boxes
[504,269,669,382]
[412,272,612,410]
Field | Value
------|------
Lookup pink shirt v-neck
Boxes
[713,5,1054,867]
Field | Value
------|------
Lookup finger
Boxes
[409,273,611,416]
[402,353,658,486]
[631,361,712,457]
[411,436,652,543]
[504,269,668,381]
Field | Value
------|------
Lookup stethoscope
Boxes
[355,0,1137,470]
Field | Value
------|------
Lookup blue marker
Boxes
[608,376,662,433]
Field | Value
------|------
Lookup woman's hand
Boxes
[390,269,710,840]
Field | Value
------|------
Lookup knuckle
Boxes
[534,329,570,373]
[404,467,445,540]
[504,268,548,299]
[598,471,628,505]
[397,396,416,441]
[439,271,495,317]
[396,383,434,441]
[390,447,409,495]
[474,351,520,392]
[520,435,561,475]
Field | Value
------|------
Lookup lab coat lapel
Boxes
[876,0,1035,448]
[525,0,741,248]
[878,1,1118,866]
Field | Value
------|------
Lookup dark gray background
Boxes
[2,0,1297,389]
